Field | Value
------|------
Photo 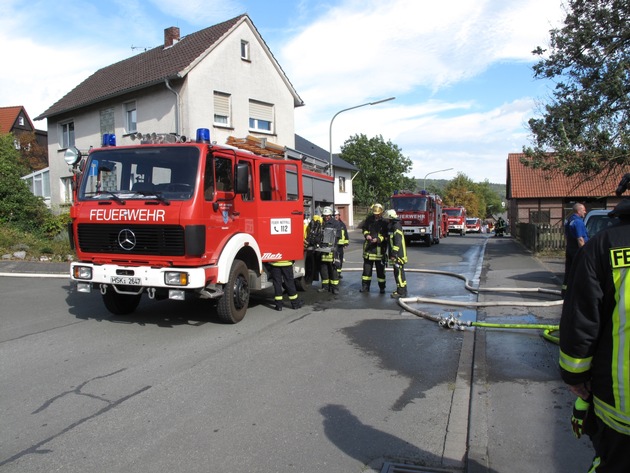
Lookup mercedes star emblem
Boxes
[117,229,136,251]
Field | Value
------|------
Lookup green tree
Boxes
[523,0,630,177]
[0,133,50,233]
[443,173,480,216]
[340,134,413,207]
[474,180,503,218]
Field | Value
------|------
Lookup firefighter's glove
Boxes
[571,397,589,439]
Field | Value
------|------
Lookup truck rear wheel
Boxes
[217,260,249,324]
[102,289,142,315]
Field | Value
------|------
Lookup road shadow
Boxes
[64,283,273,328]
[319,404,498,472]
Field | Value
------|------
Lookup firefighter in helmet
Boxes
[359,203,388,293]
[383,209,408,298]
[318,206,342,294]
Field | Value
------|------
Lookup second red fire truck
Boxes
[390,190,445,246]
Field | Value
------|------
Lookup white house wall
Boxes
[183,22,296,147]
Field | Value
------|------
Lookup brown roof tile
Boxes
[0,106,26,134]
[507,153,623,199]
[36,15,247,120]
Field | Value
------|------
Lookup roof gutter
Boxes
[164,79,180,135]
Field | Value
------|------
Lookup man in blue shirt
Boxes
[562,202,588,296]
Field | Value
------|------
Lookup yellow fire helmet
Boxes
[371,203,384,215]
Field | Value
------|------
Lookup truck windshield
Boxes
[79,147,200,201]
[444,208,464,217]
[391,197,428,211]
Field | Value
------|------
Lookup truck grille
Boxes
[77,224,186,256]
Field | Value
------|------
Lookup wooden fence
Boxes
[514,222,565,253]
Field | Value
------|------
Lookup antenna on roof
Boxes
[131,45,149,52]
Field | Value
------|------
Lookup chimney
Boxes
[164,27,180,48]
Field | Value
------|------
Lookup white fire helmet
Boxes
[385,209,398,220]
[322,206,333,216]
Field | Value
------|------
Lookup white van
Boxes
[584,209,620,238]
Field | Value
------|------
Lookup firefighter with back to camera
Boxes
[316,206,342,294]
[267,260,303,312]
[559,173,630,472]
[359,203,388,293]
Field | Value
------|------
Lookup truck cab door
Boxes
[256,161,304,261]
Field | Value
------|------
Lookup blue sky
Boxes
[1,0,567,184]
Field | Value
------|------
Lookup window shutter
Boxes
[214,92,230,116]
[249,100,273,121]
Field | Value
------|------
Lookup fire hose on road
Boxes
[343,266,562,344]
[398,268,562,344]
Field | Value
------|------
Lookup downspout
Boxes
[165,79,180,136]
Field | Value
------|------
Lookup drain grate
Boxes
[380,462,458,473]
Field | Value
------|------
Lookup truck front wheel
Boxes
[217,260,249,324]
[102,288,142,315]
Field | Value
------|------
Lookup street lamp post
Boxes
[423,168,454,191]
[328,97,396,177]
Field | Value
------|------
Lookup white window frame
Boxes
[241,40,250,60]
[61,176,73,204]
[249,100,274,133]
[213,92,231,127]
[60,121,75,149]
[124,101,137,133]
[339,176,346,193]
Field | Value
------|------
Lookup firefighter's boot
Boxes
[291,299,304,309]
[391,288,407,299]
[331,285,339,295]
[318,285,329,293]
[275,300,283,311]
[360,283,370,293]
[379,283,386,294]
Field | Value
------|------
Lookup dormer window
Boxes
[241,40,250,61]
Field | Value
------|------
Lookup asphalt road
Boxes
[0,232,593,472]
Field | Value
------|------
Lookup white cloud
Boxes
[284,0,565,183]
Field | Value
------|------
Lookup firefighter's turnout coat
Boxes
[560,203,630,435]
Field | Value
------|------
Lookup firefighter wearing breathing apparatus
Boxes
[383,209,408,298]
[559,173,630,472]
[359,203,388,293]
[317,206,342,294]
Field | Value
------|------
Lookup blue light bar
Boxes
[196,128,210,144]
[102,134,116,147]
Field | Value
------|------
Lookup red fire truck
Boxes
[443,206,467,235]
[390,190,445,246]
[64,128,332,324]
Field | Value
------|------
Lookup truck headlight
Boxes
[73,266,92,280]
[164,271,188,286]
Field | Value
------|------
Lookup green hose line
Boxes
[471,322,560,330]
[542,329,560,345]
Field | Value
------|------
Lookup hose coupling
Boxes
[439,315,459,330]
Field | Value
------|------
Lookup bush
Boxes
[0,134,51,234]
